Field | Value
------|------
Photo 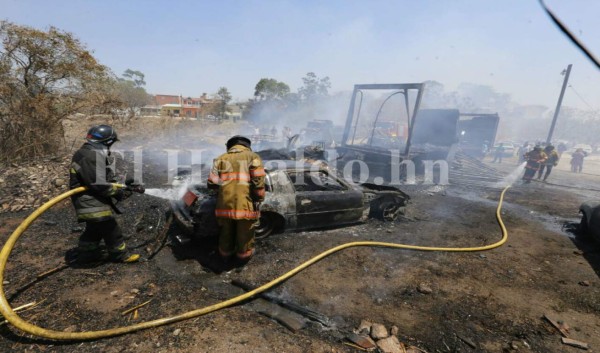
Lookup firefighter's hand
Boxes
[114,188,133,201]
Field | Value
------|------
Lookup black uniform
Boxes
[70,142,128,262]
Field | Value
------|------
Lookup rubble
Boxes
[370,323,389,339]
[376,336,403,353]
[417,283,433,294]
[561,337,589,350]
[350,321,424,353]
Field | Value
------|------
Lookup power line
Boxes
[568,84,598,112]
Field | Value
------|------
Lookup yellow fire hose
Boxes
[0,185,511,341]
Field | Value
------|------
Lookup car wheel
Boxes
[255,213,275,239]
[579,214,589,235]
[381,202,401,222]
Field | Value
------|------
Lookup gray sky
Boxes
[2,0,599,110]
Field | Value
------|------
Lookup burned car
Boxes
[172,161,409,239]
[579,202,600,243]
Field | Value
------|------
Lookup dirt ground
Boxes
[1,119,600,353]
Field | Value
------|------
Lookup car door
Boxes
[287,170,363,229]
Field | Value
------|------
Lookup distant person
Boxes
[557,142,567,156]
[522,145,547,183]
[270,126,278,136]
[517,142,529,164]
[492,143,505,163]
[537,145,559,181]
[481,140,490,158]
[570,148,586,173]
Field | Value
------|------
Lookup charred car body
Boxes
[172,161,409,239]
[579,202,600,243]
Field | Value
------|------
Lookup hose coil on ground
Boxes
[0,185,511,341]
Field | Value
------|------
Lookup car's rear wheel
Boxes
[255,213,276,239]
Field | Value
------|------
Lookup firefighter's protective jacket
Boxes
[524,150,547,170]
[544,150,560,166]
[208,145,265,220]
[70,142,121,222]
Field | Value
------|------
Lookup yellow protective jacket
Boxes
[207,145,265,220]
[524,150,547,170]
[544,150,559,166]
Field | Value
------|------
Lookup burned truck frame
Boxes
[335,83,460,183]
[457,113,500,158]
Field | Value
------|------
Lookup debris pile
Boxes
[346,320,424,353]
[0,156,70,213]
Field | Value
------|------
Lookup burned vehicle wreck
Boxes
[335,83,461,183]
[172,161,409,239]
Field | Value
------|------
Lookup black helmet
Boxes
[86,125,119,146]
[226,135,251,149]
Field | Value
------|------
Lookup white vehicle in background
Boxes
[492,142,516,157]
[568,144,593,155]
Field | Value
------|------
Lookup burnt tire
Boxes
[381,202,401,222]
[255,213,276,239]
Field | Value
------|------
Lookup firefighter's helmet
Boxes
[86,125,119,146]
[226,135,251,149]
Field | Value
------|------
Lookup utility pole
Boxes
[546,64,572,144]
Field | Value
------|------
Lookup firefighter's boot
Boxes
[108,243,140,263]
[76,241,106,264]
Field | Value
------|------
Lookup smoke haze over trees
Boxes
[421,80,599,145]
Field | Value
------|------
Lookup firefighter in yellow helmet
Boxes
[522,145,547,183]
[208,135,265,266]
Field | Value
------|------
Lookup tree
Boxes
[122,69,145,87]
[116,69,150,123]
[298,72,331,101]
[217,87,232,118]
[254,78,290,101]
[0,21,119,161]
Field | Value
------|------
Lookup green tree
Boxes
[116,69,150,122]
[254,78,290,101]
[298,72,331,101]
[0,21,119,161]
[122,69,146,87]
[217,87,232,118]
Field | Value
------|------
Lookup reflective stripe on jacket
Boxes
[524,150,547,170]
[208,144,265,220]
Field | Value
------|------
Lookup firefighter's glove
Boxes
[114,188,133,201]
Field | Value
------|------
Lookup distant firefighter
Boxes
[522,145,547,183]
[492,143,505,163]
[570,148,586,173]
[537,145,559,181]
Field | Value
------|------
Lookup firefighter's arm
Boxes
[207,159,221,190]
[72,156,119,198]
[249,155,266,202]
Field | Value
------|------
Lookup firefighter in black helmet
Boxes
[69,125,143,264]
